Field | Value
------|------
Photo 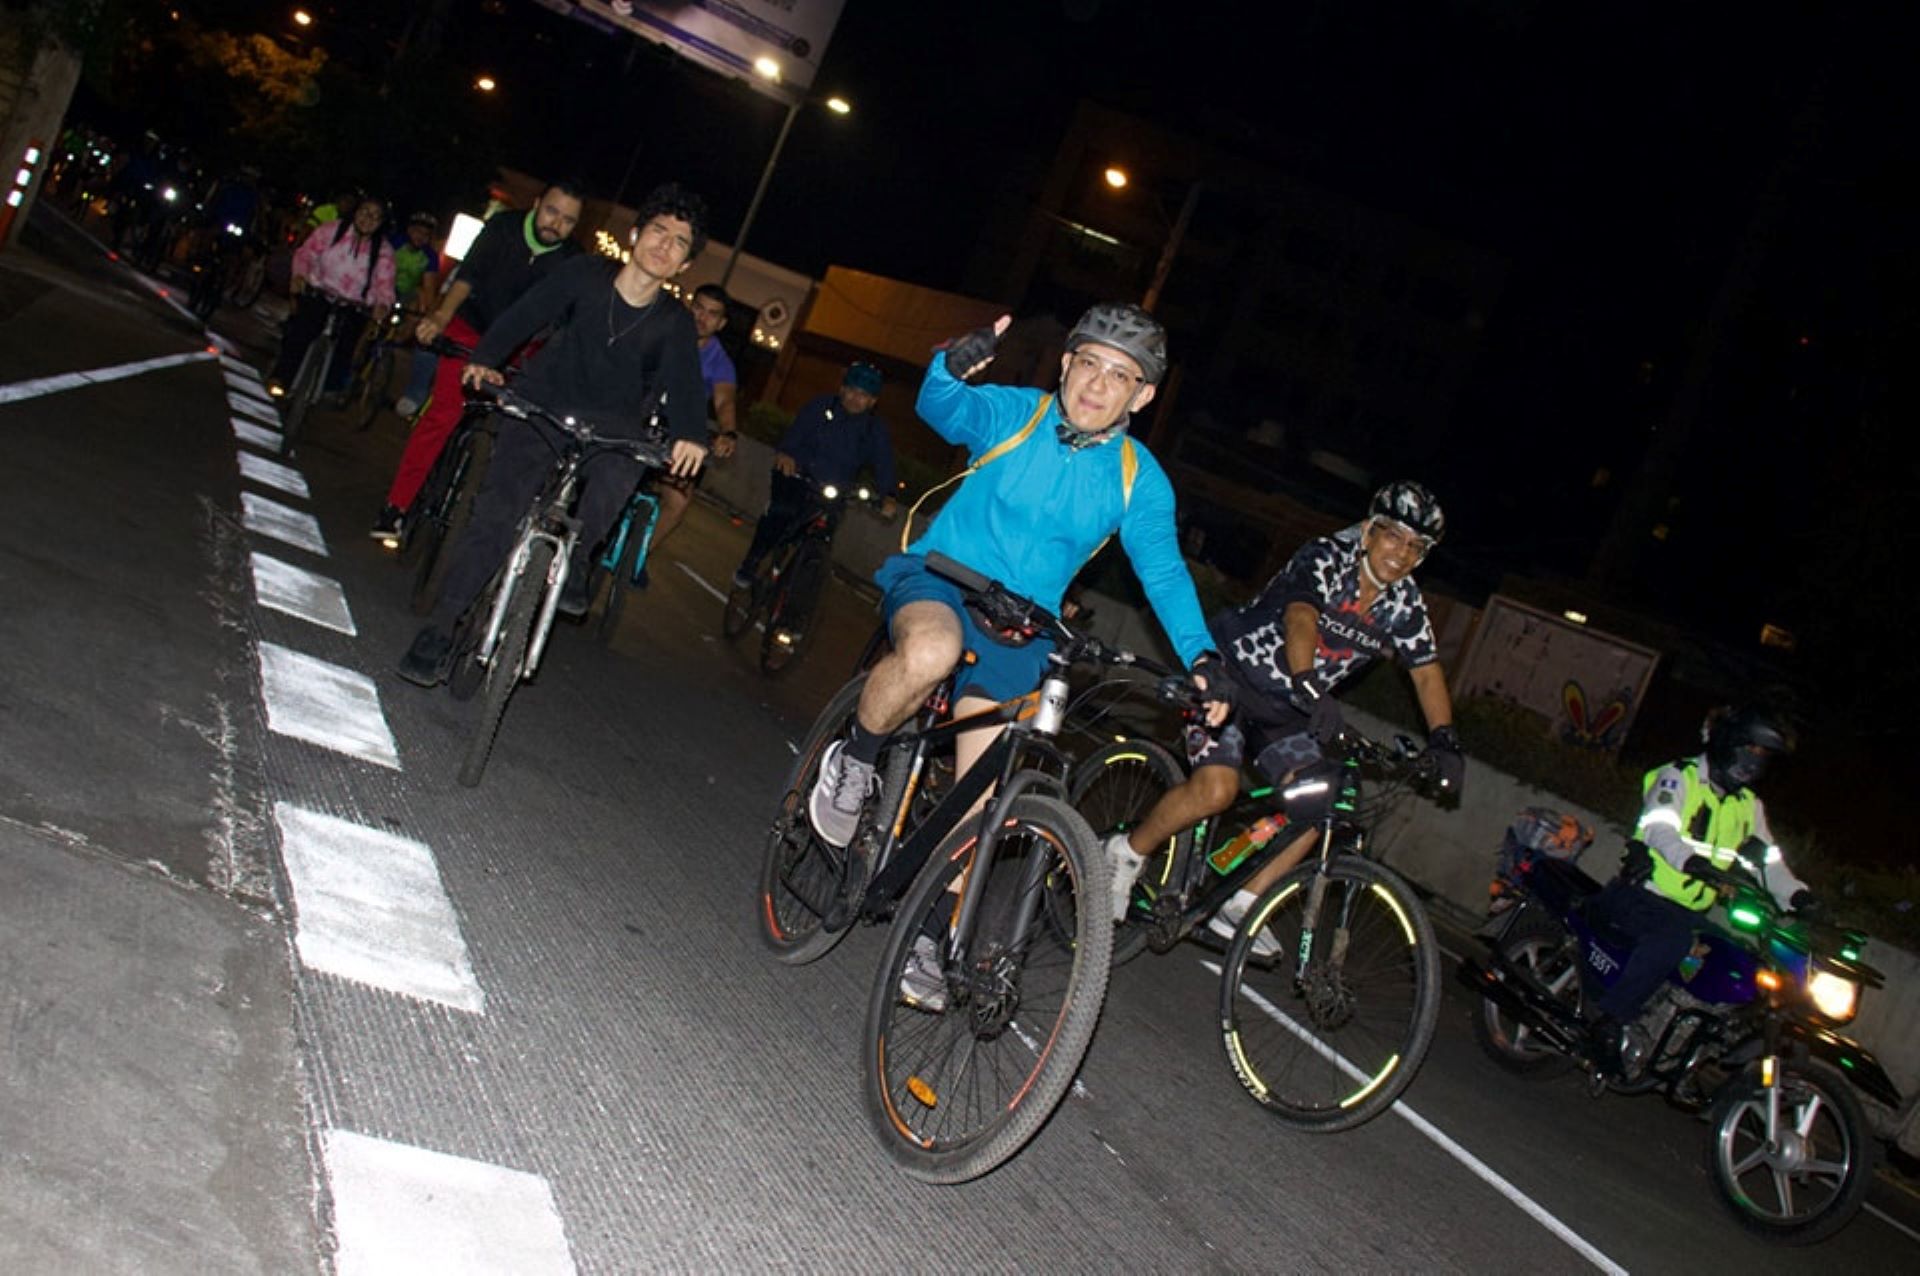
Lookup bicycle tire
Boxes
[281,337,326,449]
[723,546,780,639]
[458,540,549,786]
[761,542,824,675]
[351,344,390,430]
[756,675,869,964]
[408,429,485,615]
[1067,738,1188,965]
[1218,856,1439,1132]
[228,255,265,308]
[593,561,625,644]
[863,793,1109,1183]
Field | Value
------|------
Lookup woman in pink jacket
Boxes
[268,193,397,397]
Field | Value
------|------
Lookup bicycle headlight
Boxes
[1808,968,1860,1023]
[225,223,245,236]
[160,185,178,203]
[821,484,839,500]
[857,486,872,501]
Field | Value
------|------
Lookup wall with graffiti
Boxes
[1453,596,1661,753]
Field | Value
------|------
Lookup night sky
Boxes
[70,1,1920,759]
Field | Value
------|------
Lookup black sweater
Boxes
[473,255,707,444]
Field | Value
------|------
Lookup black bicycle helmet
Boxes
[1370,480,1446,543]
[407,210,438,230]
[1065,302,1169,385]
[1705,704,1794,791]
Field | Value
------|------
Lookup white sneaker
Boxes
[1207,889,1282,958]
[899,934,946,1012]
[1105,832,1146,923]
[394,396,420,417]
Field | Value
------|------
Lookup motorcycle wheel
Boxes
[1706,1058,1875,1246]
[1471,911,1582,1077]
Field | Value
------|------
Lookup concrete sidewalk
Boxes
[0,819,317,1272]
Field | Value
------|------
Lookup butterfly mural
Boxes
[1561,680,1633,750]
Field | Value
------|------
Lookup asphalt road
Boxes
[4,208,1918,1273]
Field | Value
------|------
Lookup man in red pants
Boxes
[371,181,584,541]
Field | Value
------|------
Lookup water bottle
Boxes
[1210,814,1287,874]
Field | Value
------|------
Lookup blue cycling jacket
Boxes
[904,354,1213,667]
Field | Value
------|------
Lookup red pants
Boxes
[384,314,481,511]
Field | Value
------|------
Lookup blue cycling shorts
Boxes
[875,553,1053,703]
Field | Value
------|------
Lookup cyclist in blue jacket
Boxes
[807,303,1232,848]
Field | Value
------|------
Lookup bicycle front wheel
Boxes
[721,560,767,639]
[863,794,1109,1183]
[281,338,325,448]
[457,540,549,787]
[760,544,821,674]
[756,674,868,964]
[1068,737,1188,964]
[1219,856,1439,1132]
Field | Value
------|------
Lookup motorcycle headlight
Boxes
[1808,968,1860,1023]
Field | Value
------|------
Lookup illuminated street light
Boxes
[1102,163,1200,314]
[753,56,781,81]
[721,92,853,287]
[474,75,497,92]
[292,9,312,26]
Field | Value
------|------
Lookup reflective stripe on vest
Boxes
[1636,760,1758,911]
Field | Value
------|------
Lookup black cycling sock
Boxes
[845,717,886,766]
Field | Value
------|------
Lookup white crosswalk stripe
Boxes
[242,492,327,556]
[257,642,399,769]
[233,419,284,453]
[273,805,482,1011]
[251,552,355,635]
[230,392,280,424]
[322,1130,570,1274]
[238,452,310,498]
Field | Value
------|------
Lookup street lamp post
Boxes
[1141,180,1200,314]
[720,92,850,289]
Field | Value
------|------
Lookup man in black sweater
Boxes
[398,183,712,686]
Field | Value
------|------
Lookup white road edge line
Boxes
[1865,1201,1920,1245]
[1201,958,1628,1275]
[0,350,217,404]
[676,561,765,631]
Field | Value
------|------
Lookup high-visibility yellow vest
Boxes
[1636,760,1760,911]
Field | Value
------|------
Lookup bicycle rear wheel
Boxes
[351,343,391,430]
[759,543,821,674]
[863,793,1109,1183]
[756,675,870,964]
[1218,856,1439,1132]
[1068,738,1188,965]
[457,541,548,786]
[280,338,325,449]
[723,552,773,639]
[409,426,487,614]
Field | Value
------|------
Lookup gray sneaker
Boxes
[1105,832,1146,923]
[898,934,947,1012]
[1207,890,1282,958]
[807,739,875,848]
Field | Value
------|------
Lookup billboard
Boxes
[544,1,847,101]
[1453,596,1662,755]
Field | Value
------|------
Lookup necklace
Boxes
[607,287,657,347]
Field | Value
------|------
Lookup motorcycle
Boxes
[1458,820,1901,1245]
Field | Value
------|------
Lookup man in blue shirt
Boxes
[806,304,1231,849]
[732,361,898,587]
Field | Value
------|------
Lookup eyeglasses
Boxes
[1069,352,1144,393]
[1369,518,1435,557]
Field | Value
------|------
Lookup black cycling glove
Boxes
[1189,652,1234,716]
[941,324,1000,379]
[1288,673,1343,743]
[1427,724,1465,795]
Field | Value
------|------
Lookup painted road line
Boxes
[258,642,400,770]
[238,452,309,498]
[323,1130,568,1274]
[233,419,284,453]
[229,392,280,424]
[241,492,327,557]
[677,562,766,632]
[0,350,218,405]
[1202,959,1628,1275]
[252,552,355,636]
[274,806,483,1011]
[227,379,274,408]
[224,363,264,384]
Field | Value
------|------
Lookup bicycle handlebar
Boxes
[474,387,674,471]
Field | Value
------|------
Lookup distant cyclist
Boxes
[390,211,445,417]
[371,181,584,541]
[397,183,713,687]
[642,283,741,578]
[732,361,898,588]
[267,194,395,399]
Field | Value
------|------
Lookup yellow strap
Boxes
[897,398,1140,559]
[899,395,1051,552]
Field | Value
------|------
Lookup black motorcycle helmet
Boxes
[1704,705,1794,791]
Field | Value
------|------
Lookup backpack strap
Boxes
[898,394,1051,552]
